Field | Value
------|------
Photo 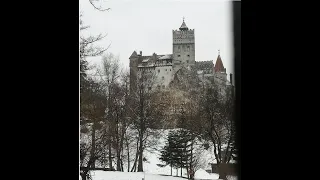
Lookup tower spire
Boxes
[179,17,189,31]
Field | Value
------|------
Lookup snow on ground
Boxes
[195,169,218,180]
[89,171,237,180]
[90,171,187,180]
[83,128,237,180]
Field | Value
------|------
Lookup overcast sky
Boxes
[80,0,234,76]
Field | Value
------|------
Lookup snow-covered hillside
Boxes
[87,171,236,180]
[89,171,187,180]
[82,128,237,180]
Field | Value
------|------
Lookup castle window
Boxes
[170,69,171,71]
[158,69,160,73]
[187,60,189,63]
[166,69,167,71]
[178,55,180,57]
[187,55,190,57]
[162,76,164,80]
[187,46,190,51]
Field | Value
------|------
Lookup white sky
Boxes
[80,0,234,76]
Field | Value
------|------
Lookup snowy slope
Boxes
[142,129,217,173]
[83,128,237,180]
[88,171,236,180]
[90,171,187,180]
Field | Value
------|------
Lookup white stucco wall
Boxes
[137,65,173,91]
[155,65,173,90]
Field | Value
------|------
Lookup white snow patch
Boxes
[194,168,218,180]
[159,54,172,60]
[90,171,187,180]
[82,128,237,180]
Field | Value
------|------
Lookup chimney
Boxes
[140,51,142,56]
[230,73,233,85]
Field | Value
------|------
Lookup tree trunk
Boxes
[190,140,194,180]
[186,166,189,179]
[116,117,121,171]
[218,163,228,180]
[170,161,172,176]
[131,139,139,172]
[108,142,113,170]
[137,134,144,172]
[116,147,121,171]
[80,172,87,180]
[120,159,124,172]
[137,81,145,172]
[127,139,130,172]
[120,125,125,172]
[91,122,96,168]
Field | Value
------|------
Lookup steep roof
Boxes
[195,61,214,70]
[214,54,226,73]
[179,18,189,31]
[129,51,138,58]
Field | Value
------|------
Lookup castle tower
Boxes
[213,50,227,85]
[172,18,195,71]
[129,50,140,93]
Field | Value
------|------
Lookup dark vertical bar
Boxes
[232,1,241,180]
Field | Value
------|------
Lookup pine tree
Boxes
[159,131,178,175]
[159,129,195,178]
[176,129,194,178]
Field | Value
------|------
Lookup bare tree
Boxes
[199,82,236,180]
[80,16,110,180]
[80,79,108,180]
[128,69,166,172]
[88,0,111,11]
[168,67,236,180]
[80,15,109,59]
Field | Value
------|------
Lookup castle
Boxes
[129,18,233,93]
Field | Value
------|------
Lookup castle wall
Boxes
[154,65,173,90]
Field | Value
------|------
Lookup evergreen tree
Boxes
[159,131,177,175]
[159,129,195,178]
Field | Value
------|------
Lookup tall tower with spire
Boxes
[213,50,228,85]
[172,17,195,71]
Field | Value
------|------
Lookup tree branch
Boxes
[89,0,111,11]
